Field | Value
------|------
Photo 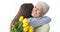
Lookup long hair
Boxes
[10,3,34,32]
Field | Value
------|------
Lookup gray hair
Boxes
[37,1,49,14]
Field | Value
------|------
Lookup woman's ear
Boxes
[40,12,45,17]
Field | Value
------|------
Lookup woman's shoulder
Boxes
[43,16,51,19]
[42,16,51,21]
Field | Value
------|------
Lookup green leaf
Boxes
[17,21,23,32]
[12,21,23,32]
[12,25,17,32]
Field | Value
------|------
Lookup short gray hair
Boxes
[37,1,49,14]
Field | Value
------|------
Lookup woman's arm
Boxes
[35,24,50,32]
[28,16,51,28]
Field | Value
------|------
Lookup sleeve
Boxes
[28,16,51,28]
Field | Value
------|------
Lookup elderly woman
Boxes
[32,1,51,32]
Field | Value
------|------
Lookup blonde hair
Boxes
[36,1,49,14]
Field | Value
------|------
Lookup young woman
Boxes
[10,3,33,32]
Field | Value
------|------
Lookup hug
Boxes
[10,1,51,32]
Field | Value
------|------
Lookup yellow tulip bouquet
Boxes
[12,16,34,32]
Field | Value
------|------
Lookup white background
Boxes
[0,0,60,32]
